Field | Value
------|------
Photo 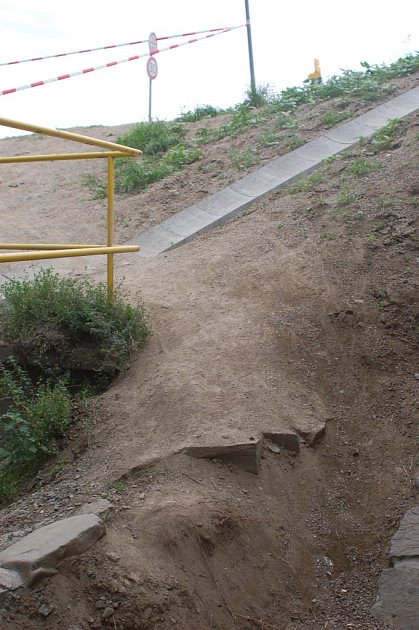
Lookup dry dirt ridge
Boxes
[0,78,418,629]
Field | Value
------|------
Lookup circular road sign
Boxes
[148,32,158,54]
[147,56,158,80]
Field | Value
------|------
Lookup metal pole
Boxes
[244,0,257,100]
[148,78,152,121]
[107,157,115,300]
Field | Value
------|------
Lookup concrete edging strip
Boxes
[129,86,419,257]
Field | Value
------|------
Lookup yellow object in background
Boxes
[308,58,322,84]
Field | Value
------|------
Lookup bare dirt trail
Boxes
[0,89,418,628]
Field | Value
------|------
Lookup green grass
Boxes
[289,171,325,193]
[349,157,383,176]
[371,118,403,151]
[0,268,150,376]
[177,104,223,122]
[320,111,353,127]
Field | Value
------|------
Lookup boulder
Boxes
[183,439,263,474]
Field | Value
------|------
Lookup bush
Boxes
[116,120,185,156]
[0,359,72,503]
[0,269,150,376]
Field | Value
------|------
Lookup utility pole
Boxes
[244,0,257,102]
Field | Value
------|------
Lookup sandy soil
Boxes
[0,75,418,629]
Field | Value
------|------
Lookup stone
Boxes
[0,514,105,592]
[293,421,326,446]
[183,439,263,474]
[77,499,113,518]
[263,431,300,453]
[372,565,419,629]
[106,552,120,562]
[101,607,114,620]
[389,506,419,564]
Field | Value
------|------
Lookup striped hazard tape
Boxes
[0,26,240,67]
[0,25,245,97]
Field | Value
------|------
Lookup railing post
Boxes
[107,157,115,300]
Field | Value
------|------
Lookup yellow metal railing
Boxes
[0,116,142,299]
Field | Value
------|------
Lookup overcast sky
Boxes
[0,0,418,139]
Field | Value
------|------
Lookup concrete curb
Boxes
[127,86,419,257]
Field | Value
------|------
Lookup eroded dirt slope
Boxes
[0,90,418,629]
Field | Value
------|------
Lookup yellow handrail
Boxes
[0,116,143,300]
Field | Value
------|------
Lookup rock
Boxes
[263,431,300,453]
[415,474,419,490]
[389,506,419,564]
[372,506,419,627]
[293,421,326,446]
[101,607,114,620]
[106,552,120,562]
[266,443,281,454]
[0,514,105,593]
[95,600,106,610]
[372,566,419,629]
[38,603,52,617]
[77,499,113,518]
[183,439,263,474]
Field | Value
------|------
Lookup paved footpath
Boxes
[128,85,419,257]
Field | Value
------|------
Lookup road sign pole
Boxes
[148,78,152,121]
[147,33,158,122]
[244,0,257,101]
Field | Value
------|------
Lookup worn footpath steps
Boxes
[128,85,419,256]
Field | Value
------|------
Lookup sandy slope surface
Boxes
[0,79,418,629]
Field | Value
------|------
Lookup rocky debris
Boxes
[263,430,300,453]
[293,421,326,446]
[183,439,263,474]
[0,514,105,596]
[372,506,419,628]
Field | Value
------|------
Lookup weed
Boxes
[0,359,72,503]
[259,132,282,148]
[82,174,107,200]
[378,195,393,209]
[320,231,337,240]
[349,157,383,176]
[116,120,185,156]
[177,105,222,122]
[338,185,358,206]
[230,148,260,170]
[289,171,325,194]
[243,83,272,108]
[366,233,376,244]
[371,118,403,151]
[320,111,353,127]
[285,132,305,149]
[109,479,126,493]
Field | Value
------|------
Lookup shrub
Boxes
[177,105,222,122]
[116,120,185,156]
[0,269,150,376]
[0,359,72,503]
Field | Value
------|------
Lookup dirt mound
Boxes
[0,83,418,628]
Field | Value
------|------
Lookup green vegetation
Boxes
[349,157,383,176]
[230,148,260,170]
[0,360,72,503]
[177,104,223,122]
[320,111,353,127]
[0,270,150,504]
[289,171,325,194]
[81,53,418,196]
[0,269,150,376]
[371,118,403,151]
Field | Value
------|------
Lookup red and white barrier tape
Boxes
[0,25,245,97]
[0,26,239,67]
